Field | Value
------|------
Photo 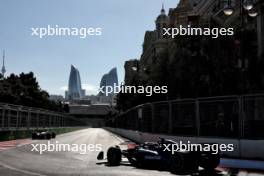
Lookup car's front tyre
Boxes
[107,146,122,166]
[199,152,220,170]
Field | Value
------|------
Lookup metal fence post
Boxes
[1,107,5,130]
[7,108,11,130]
[52,115,55,127]
[61,116,64,127]
[168,101,173,134]
[49,115,51,128]
[16,109,19,129]
[27,110,31,130]
[19,110,22,129]
[43,114,46,128]
[151,103,155,133]
[60,116,62,127]
[57,116,60,127]
[54,115,56,127]
[36,112,39,129]
[58,116,61,127]
[55,116,57,127]
[238,96,245,138]
[195,99,200,136]
[137,108,142,131]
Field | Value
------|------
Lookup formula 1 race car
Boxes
[97,138,220,174]
[32,130,56,140]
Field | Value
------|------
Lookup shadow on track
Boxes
[96,161,231,175]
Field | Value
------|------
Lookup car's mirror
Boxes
[97,151,104,160]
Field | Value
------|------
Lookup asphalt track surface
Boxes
[0,128,263,176]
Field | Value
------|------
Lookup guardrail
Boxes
[107,94,264,139]
[0,103,85,131]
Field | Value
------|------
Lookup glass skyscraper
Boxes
[99,67,118,96]
[65,65,85,99]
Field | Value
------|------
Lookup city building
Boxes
[84,95,116,106]
[63,67,118,127]
[98,67,118,96]
[65,65,85,100]
[124,59,139,84]
[168,0,194,27]
[124,0,263,85]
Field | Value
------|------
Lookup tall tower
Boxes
[155,4,169,39]
[98,67,118,96]
[1,50,6,77]
[66,65,85,100]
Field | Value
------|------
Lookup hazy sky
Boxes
[0,0,179,96]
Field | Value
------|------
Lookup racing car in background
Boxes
[97,138,220,174]
[32,130,56,140]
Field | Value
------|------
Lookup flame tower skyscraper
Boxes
[98,67,118,96]
[65,65,85,100]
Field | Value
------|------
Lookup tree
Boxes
[0,72,62,111]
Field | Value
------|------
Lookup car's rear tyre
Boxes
[170,152,198,174]
[199,152,220,170]
[107,146,122,166]
[32,132,37,140]
[51,132,56,138]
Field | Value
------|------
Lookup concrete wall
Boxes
[106,127,264,160]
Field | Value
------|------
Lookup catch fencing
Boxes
[0,103,85,131]
[107,94,264,139]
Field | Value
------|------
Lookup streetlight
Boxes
[223,0,258,17]
[223,0,260,94]
[223,0,234,16]
[243,0,254,10]
[248,6,259,17]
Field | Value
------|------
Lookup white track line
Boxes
[0,161,47,176]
